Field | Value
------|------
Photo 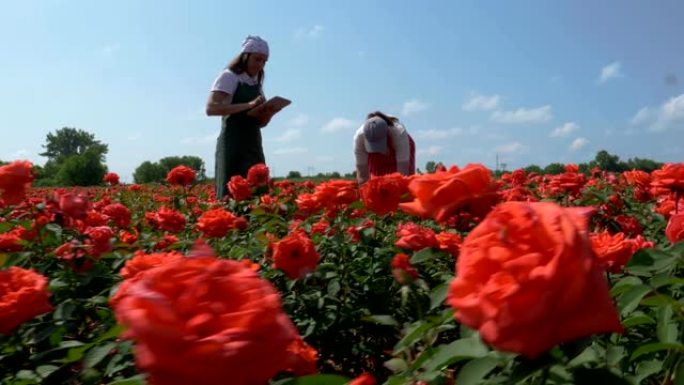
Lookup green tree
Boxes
[287,170,302,179]
[591,150,624,172]
[524,164,543,174]
[55,148,108,186]
[425,161,437,173]
[624,157,663,172]
[543,163,566,175]
[40,127,108,163]
[133,161,167,184]
[37,127,109,186]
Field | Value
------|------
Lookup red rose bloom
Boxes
[228,175,252,202]
[247,163,270,186]
[166,165,196,186]
[196,208,237,238]
[104,172,120,185]
[272,231,320,279]
[0,267,52,334]
[666,213,684,244]
[110,244,300,385]
[0,160,33,205]
[447,202,623,358]
[391,253,419,285]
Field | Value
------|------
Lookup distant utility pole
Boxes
[307,166,314,177]
[496,153,500,172]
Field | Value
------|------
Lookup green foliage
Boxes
[543,162,566,175]
[287,171,303,179]
[34,127,109,186]
[55,148,108,186]
[40,127,108,163]
[425,161,437,173]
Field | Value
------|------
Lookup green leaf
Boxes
[657,306,678,343]
[421,337,489,372]
[572,368,630,385]
[394,320,432,351]
[631,342,684,361]
[455,356,499,385]
[610,276,644,297]
[364,315,399,327]
[622,314,656,328]
[384,358,408,373]
[35,365,59,379]
[633,360,664,384]
[410,248,437,264]
[429,282,449,310]
[84,342,116,368]
[617,285,651,316]
[567,346,599,367]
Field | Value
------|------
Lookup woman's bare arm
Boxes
[205,91,264,116]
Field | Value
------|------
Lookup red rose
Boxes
[391,253,418,285]
[394,222,438,251]
[196,208,237,238]
[0,160,33,205]
[590,231,641,272]
[104,172,120,185]
[361,173,407,216]
[166,165,196,186]
[447,202,623,358]
[228,175,252,202]
[101,203,131,228]
[148,207,186,233]
[111,246,299,385]
[283,337,318,376]
[399,164,498,222]
[666,213,684,244]
[272,231,320,279]
[247,163,270,186]
[0,267,52,334]
[651,163,684,194]
[119,250,184,279]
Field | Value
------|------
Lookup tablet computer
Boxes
[248,96,291,116]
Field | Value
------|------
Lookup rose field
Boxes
[0,160,683,385]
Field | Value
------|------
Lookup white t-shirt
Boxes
[210,70,265,104]
[353,121,411,167]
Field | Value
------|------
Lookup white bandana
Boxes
[240,35,269,57]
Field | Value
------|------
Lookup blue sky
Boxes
[1,0,683,181]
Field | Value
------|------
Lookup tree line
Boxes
[0,127,667,187]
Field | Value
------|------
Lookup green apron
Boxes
[215,81,264,199]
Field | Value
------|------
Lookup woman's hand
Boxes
[248,95,265,109]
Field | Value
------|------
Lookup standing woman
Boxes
[353,111,416,184]
[206,35,271,200]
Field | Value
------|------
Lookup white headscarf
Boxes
[240,35,269,57]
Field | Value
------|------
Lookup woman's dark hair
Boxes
[367,111,399,126]
[227,53,265,84]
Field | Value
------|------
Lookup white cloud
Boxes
[295,25,324,39]
[549,122,579,137]
[630,107,654,126]
[401,99,429,116]
[414,128,466,140]
[416,146,443,156]
[462,94,501,111]
[495,142,527,154]
[274,147,308,155]
[491,105,553,124]
[321,117,356,133]
[630,93,684,132]
[288,114,310,127]
[599,61,623,83]
[273,129,302,142]
[569,137,589,151]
